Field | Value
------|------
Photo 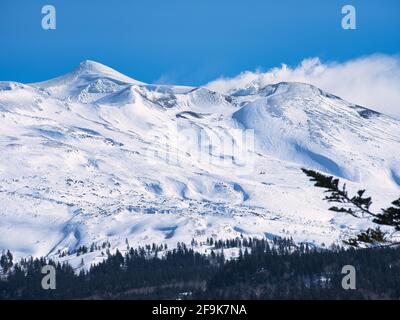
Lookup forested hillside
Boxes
[1,237,400,299]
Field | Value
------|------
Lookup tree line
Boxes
[1,237,400,299]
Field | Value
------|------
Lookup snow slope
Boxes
[1,61,399,264]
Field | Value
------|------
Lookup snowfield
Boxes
[0,60,399,265]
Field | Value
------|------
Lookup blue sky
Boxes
[0,0,399,85]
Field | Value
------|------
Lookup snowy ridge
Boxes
[1,61,400,266]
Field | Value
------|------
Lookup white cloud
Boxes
[206,54,400,118]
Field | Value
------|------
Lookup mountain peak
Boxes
[230,81,325,98]
[78,59,107,71]
[31,60,144,97]
[74,60,143,84]
[78,60,120,76]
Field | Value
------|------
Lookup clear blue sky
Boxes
[0,0,399,85]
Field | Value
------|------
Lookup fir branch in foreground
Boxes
[302,168,400,247]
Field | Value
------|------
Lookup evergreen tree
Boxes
[302,168,400,246]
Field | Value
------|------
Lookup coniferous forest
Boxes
[1,237,400,300]
[1,170,400,300]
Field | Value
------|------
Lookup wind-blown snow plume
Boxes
[206,54,400,118]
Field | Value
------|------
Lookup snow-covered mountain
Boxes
[1,60,400,264]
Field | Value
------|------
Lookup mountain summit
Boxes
[31,60,144,101]
[1,62,400,265]
[75,60,144,84]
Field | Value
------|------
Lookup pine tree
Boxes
[303,168,400,246]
